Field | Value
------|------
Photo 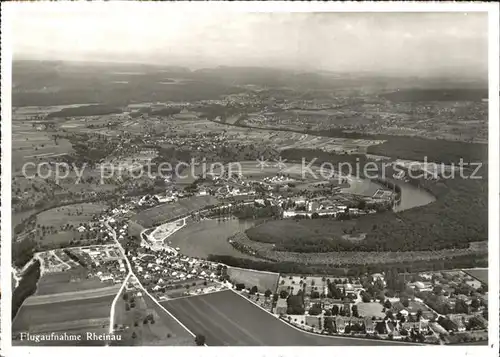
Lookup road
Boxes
[105,217,422,347]
[104,217,197,342]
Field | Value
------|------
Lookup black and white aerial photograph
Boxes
[1,2,499,355]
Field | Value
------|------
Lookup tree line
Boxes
[12,260,41,320]
[208,253,487,277]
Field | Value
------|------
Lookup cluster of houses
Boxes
[272,270,488,343]
[68,246,128,284]
[37,250,75,273]
[137,191,179,207]
[129,248,223,298]
[283,312,433,339]
[261,174,296,185]
[411,270,488,315]
[222,92,262,106]
[216,184,256,198]
[439,313,488,332]
[281,196,369,219]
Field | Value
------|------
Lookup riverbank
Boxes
[228,231,487,266]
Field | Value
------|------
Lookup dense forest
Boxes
[380,88,488,102]
[46,104,122,118]
[12,260,41,320]
[208,253,486,277]
[306,129,488,164]
[12,238,37,268]
[246,166,487,253]
[366,135,488,164]
[280,149,369,175]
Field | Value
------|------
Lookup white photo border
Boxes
[1,2,499,357]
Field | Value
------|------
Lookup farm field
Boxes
[27,285,120,305]
[139,291,195,345]
[134,196,220,228]
[112,287,195,346]
[34,202,108,247]
[52,168,119,194]
[227,266,279,292]
[167,219,259,259]
[37,203,107,228]
[162,289,406,346]
[12,294,115,344]
[35,269,108,295]
[12,120,74,173]
[175,119,382,154]
[220,161,341,180]
[462,268,488,284]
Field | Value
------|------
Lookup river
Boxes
[164,175,436,259]
[339,174,436,212]
[389,178,436,212]
[167,218,259,259]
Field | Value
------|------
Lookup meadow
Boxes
[34,202,108,247]
[133,196,219,228]
[35,268,105,295]
[227,266,279,292]
[13,294,114,336]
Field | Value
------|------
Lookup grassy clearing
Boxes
[37,203,107,228]
[227,266,279,292]
[356,302,386,319]
[27,286,119,306]
[12,120,73,173]
[35,268,106,295]
[134,196,219,228]
[136,291,195,345]
[33,203,108,247]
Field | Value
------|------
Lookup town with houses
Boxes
[13,181,488,345]
[9,8,493,349]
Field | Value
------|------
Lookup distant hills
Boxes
[12,60,488,107]
[380,88,488,102]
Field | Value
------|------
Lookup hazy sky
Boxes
[10,6,488,77]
